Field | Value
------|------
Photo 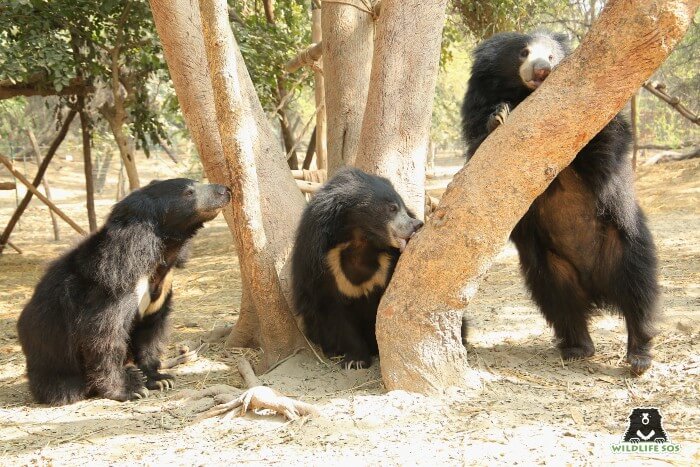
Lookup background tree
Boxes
[0,0,171,192]
[150,0,308,370]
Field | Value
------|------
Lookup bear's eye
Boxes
[520,48,529,58]
[388,203,398,213]
[548,54,554,61]
[184,188,195,197]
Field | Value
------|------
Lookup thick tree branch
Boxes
[0,79,93,100]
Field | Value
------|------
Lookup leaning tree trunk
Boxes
[150,0,308,370]
[376,0,697,393]
[322,0,375,175]
[354,0,448,219]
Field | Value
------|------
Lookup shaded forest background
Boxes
[1,0,697,188]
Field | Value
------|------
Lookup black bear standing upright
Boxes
[461,32,660,375]
[17,179,231,405]
[291,168,423,369]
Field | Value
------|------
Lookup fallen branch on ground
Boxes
[643,147,700,165]
[194,356,319,421]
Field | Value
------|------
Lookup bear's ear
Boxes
[553,32,570,46]
[147,179,161,186]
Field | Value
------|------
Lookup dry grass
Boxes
[1,150,698,465]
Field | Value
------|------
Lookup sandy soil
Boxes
[1,149,698,466]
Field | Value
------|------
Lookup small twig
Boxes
[643,81,699,125]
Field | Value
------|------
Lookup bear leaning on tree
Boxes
[461,31,660,375]
[17,178,231,405]
[291,168,423,370]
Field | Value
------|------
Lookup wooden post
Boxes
[631,93,639,170]
[0,109,77,254]
[77,96,98,232]
[311,3,327,170]
[0,155,87,236]
[26,129,60,240]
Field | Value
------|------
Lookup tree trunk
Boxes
[150,0,308,370]
[322,0,374,175]
[302,126,317,170]
[354,0,447,219]
[78,96,97,232]
[311,5,327,170]
[277,79,299,170]
[103,110,140,192]
[376,0,697,394]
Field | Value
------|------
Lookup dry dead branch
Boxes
[284,42,323,73]
[0,155,87,236]
[194,357,319,421]
[643,81,700,125]
[643,147,700,165]
[296,179,321,194]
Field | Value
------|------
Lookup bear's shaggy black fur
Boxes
[623,408,668,443]
[17,178,230,405]
[461,31,659,375]
[291,168,423,369]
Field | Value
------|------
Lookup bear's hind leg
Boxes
[525,250,595,361]
[318,305,372,369]
[130,299,175,391]
[81,320,149,402]
[611,228,659,376]
[26,364,87,405]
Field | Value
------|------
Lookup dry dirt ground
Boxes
[0,149,698,466]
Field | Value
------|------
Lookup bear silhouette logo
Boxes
[623,408,668,443]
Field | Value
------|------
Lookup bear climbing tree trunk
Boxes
[322,0,375,176]
[376,0,697,393]
[149,0,308,370]
[354,0,449,219]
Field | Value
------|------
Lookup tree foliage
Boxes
[230,0,312,111]
[0,0,170,155]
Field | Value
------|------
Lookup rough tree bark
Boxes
[150,0,308,369]
[322,0,374,175]
[311,3,327,170]
[354,0,448,219]
[376,0,697,393]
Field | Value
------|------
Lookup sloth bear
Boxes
[292,168,423,369]
[461,31,659,375]
[623,408,668,443]
[17,178,231,405]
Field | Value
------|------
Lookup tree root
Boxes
[193,356,319,421]
[161,342,209,370]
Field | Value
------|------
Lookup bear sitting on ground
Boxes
[461,31,659,375]
[291,168,423,369]
[17,178,231,405]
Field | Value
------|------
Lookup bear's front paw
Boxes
[341,355,372,370]
[487,103,511,132]
[144,371,175,391]
[124,365,149,400]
